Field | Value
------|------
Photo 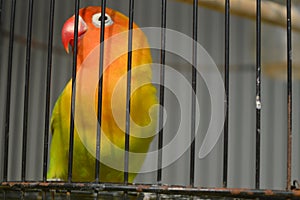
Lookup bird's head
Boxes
[61,6,132,54]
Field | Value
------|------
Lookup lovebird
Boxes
[47,6,158,182]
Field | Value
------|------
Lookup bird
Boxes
[47,6,158,183]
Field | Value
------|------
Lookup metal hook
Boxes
[291,180,300,190]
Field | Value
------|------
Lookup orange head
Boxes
[61,6,139,67]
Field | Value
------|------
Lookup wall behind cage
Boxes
[0,0,300,190]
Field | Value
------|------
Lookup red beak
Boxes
[61,15,88,53]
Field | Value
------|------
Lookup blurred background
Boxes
[0,0,300,191]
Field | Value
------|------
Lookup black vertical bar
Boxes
[3,0,16,182]
[223,0,230,188]
[21,0,34,181]
[286,0,292,191]
[124,0,134,184]
[0,0,3,24]
[95,0,107,182]
[255,0,261,190]
[43,0,55,182]
[157,0,166,185]
[189,0,198,187]
[68,0,80,183]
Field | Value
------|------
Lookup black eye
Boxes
[98,15,108,21]
[92,13,113,27]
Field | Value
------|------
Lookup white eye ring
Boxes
[92,13,113,28]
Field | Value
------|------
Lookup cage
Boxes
[0,0,300,199]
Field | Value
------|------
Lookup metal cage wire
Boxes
[0,0,299,199]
